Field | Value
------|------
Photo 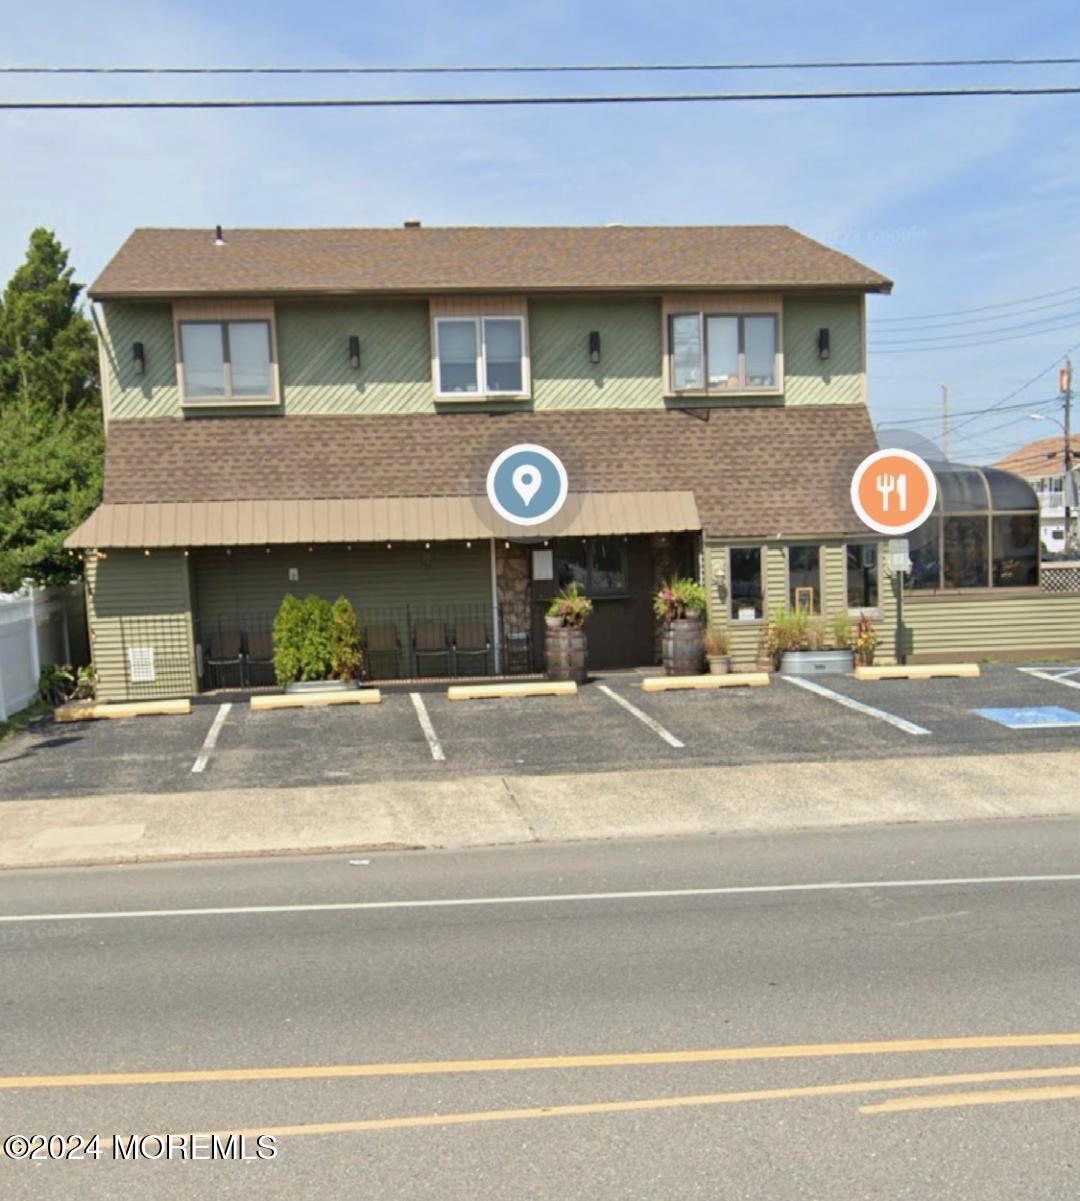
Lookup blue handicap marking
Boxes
[972,706,1080,730]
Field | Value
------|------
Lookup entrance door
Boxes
[533,535,656,670]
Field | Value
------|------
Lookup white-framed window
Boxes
[434,316,527,397]
[669,313,779,394]
[178,319,276,405]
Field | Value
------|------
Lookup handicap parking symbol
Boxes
[486,444,568,526]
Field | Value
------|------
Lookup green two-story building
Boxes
[66,224,1076,700]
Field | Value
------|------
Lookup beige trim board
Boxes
[250,689,382,711]
[55,699,192,722]
[642,673,771,692]
[854,664,980,682]
[447,681,578,701]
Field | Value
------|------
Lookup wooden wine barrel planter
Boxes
[662,618,704,676]
[544,625,588,683]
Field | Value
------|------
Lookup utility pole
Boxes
[941,384,949,460]
[1063,357,1074,554]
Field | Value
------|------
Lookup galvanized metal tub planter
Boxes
[544,626,588,684]
[779,650,854,676]
[662,617,704,676]
[284,679,359,694]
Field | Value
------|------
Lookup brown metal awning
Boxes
[64,492,701,549]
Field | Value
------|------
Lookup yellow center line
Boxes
[863,1083,1080,1114]
[182,1066,1080,1141]
[3,1032,1080,1091]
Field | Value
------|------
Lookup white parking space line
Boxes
[782,676,931,736]
[191,702,232,774]
[1017,667,1080,692]
[596,683,685,749]
[410,692,446,761]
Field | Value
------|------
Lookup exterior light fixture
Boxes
[132,342,146,375]
[143,548,151,556]
[817,328,831,361]
[348,335,361,369]
[589,331,601,364]
[466,541,472,549]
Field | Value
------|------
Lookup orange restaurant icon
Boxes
[850,448,938,536]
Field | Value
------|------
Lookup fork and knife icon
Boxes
[875,471,908,513]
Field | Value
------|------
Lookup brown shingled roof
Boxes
[993,434,1080,478]
[90,226,892,299]
[91,406,878,540]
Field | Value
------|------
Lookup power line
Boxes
[4,85,1080,111]
[878,396,1060,427]
[944,341,1080,439]
[869,317,1080,353]
[868,292,1080,333]
[869,283,1080,325]
[870,307,1080,348]
[3,57,1080,75]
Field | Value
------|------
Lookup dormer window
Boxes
[434,316,528,399]
[669,312,779,394]
[178,318,277,406]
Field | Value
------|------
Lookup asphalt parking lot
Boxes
[0,664,1077,801]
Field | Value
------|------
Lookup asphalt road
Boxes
[2,818,1080,1198]
[1,663,1078,800]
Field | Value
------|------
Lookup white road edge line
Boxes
[596,683,685,749]
[191,702,232,774]
[782,675,931,736]
[4,874,1080,924]
[410,692,446,761]
[1016,667,1080,693]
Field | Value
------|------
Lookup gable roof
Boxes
[993,434,1080,478]
[69,405,879,545]
[89,225,892,299]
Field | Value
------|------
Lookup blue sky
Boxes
[3,0,1079,462]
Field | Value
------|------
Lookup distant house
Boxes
[994,435,1080,552]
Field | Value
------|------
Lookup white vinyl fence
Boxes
[0,585,86,721]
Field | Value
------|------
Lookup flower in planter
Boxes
[546,581,593,629]
[653,576,707,623]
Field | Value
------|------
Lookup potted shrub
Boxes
[655,576,707,675]
[702,628,731,674]
[329,596,364,682]
[544,582,592,683]
[768,607,855,675]
[273,593,359,692]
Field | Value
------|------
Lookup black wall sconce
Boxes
[817,328,831,361]
[132,341,146,375]
[588,330,601,364]
[348,335,360,369]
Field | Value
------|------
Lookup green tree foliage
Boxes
[271,593,305,685]
[298,594,334,681]
[329,596,364,681]
[0,229,103,590]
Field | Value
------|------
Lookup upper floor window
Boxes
[179,320,274,405]
[669,313,778,393]
[434,316,527,397]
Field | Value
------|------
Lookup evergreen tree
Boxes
[0,230,103,590]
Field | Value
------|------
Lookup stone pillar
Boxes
[495,541,532,672]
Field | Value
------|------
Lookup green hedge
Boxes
[272,593,363,685]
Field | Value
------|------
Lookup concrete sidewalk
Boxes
[0,749,1077,870]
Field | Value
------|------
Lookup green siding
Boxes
[277,300,432,414]
[784,296,863,406]
[103,303,180,420]
[529,298,663,409]
[904,592,1080,660]
[192,543,492,622]
[103,292,867,419]
[86,551,196,701]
